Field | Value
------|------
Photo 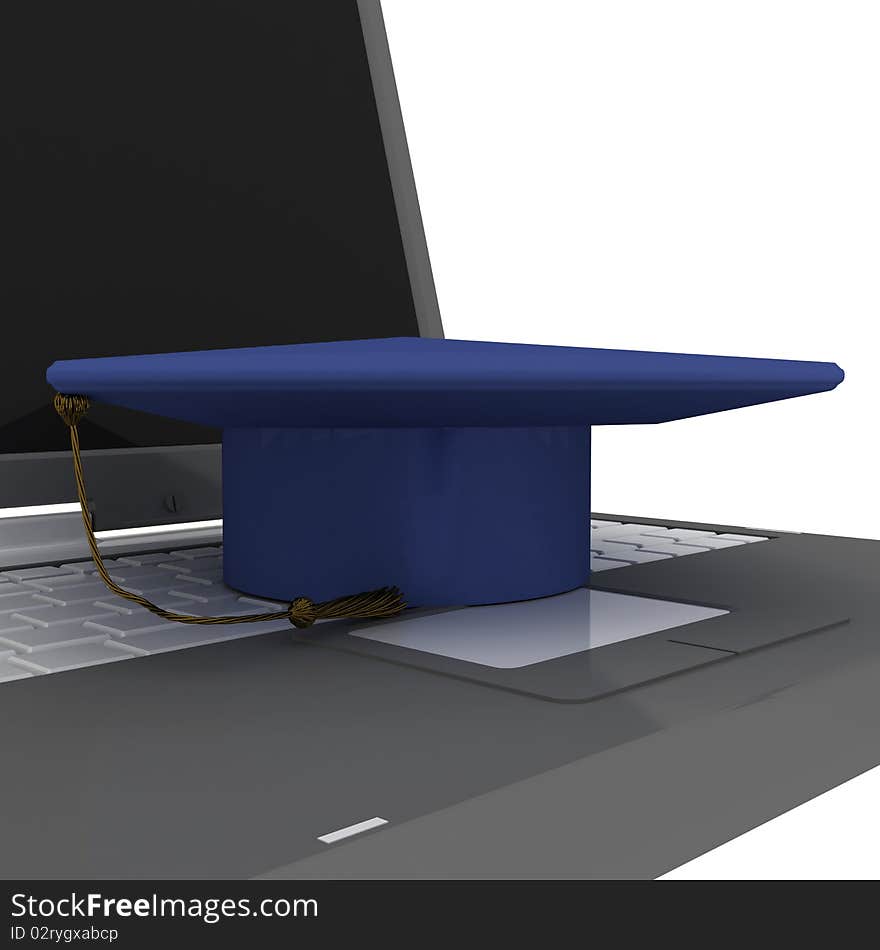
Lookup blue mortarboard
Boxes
[48,338,843,614]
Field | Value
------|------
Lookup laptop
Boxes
[1,0,878,879]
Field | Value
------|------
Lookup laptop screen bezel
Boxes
[0,0,443,530]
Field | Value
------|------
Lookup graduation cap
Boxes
[48,338,843,627]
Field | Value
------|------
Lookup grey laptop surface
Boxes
[1,0,878,879]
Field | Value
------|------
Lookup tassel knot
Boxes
[288,596,318,629]
[53,393,91,428]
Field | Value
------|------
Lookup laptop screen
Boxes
[0,1,427,456]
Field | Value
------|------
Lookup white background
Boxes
[381,0,880,878]
[659,762,880,879]
[382,0,879,539]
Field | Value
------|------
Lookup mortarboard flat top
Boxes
[48,337,844,428]
[48,338,844,608]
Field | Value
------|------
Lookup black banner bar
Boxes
[1,880,864,948]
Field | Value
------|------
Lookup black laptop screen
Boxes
[0,1,420,454]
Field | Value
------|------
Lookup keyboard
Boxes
[589,519,768,570]
[0,522,769,684]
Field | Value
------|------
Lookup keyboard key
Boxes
[175,595,260,617]
[32,580,117,606]
[0,583,40,598]
[188,556,223,568]
[14,605,117,627]
[125,575,187,594]
[172,573,216,587]
[23,572,114,591]
[92,595,142,615]
[601,534,684,549]
[178,560,223,577]
[117,552,187,566]
[168,585,245,604]
[601,545,673,564]
[625,550,675,563]
[594,535,643,548]
[85,613,180,637]
[634,540,713,557]
[0,620,108,653]
[170,546,222,559]
[0,655,34,682]
[596,523,669,537]
[8,640,140,674]
[164,589,207,604]
[684,536,745,549]
[107,565,171,583]
[95,578,179,601]
[590,519,621,528]
[590,541,670,561]
[175,561,225,587]
[716,533,769,543]
[0,594,52,615]
[121,620,286,654]
[1,565,81,582]
[94,592,202,614]
[182,553,222,567]
[175,561,223,583]
[60,577,175,603]
[640,527,717,540]
[590,557,632,572]
[593,530,672,546]
[0,614,46,635]
[60,560,100,573]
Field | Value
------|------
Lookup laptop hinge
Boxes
[0,511,222,570]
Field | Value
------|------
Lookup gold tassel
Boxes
[52,393,406,630]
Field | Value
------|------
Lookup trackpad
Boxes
[350,589,728,669]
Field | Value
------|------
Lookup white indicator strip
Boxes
[317,817,388,844]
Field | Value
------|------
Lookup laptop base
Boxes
[1,518,877,879]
